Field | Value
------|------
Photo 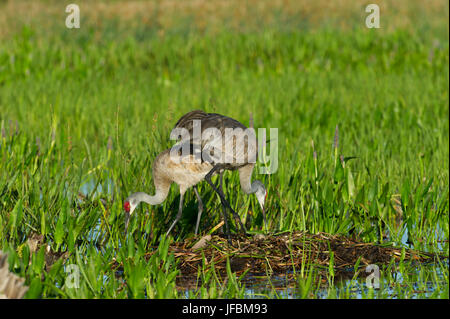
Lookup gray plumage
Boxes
[124,110,267,237]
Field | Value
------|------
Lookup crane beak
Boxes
[256,189,268,233]
[261,205,268,233]
[124,211,130,232]
[261,192,268,233]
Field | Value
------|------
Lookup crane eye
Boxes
[123,201,130,212]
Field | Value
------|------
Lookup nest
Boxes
[143,231,444,285]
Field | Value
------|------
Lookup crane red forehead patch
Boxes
[123,201,130,212]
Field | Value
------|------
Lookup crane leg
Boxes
[193,186,203,236]
[166,192,184,236]
[205,165,247,236]
[218,171,230,236]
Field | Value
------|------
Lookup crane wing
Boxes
[170,110,258,167]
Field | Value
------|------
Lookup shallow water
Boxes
[80,178,115,199]
[242,261,448,298]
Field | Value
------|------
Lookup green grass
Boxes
[0,1,448,298]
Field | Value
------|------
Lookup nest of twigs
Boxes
[146,231,444,284]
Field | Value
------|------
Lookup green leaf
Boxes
[355,185,366,205]
[369,198,378,217]
[379,182,390,204]
[8,199,23,234]
[54,216,65,249]
[401,180,410,211]
[25,277,43,299]
[334,161,344,183]
[328,251,335,277]
[347,169,356,200]
[368,177,378,202]
[40,208,46,236]
[31,246,46,275]
[343,156,358,163]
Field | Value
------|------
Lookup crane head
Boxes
[123,197,138,231]
[253,180,268,232]
[253,180,266,209]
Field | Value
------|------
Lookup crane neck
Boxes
[134,176,171,205]
[239,164,259,194]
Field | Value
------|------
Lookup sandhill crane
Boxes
[123,149,213,235]
[123,110,267,237]
[173,110,267,234]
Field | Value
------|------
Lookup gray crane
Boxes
[123,110,267,237]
